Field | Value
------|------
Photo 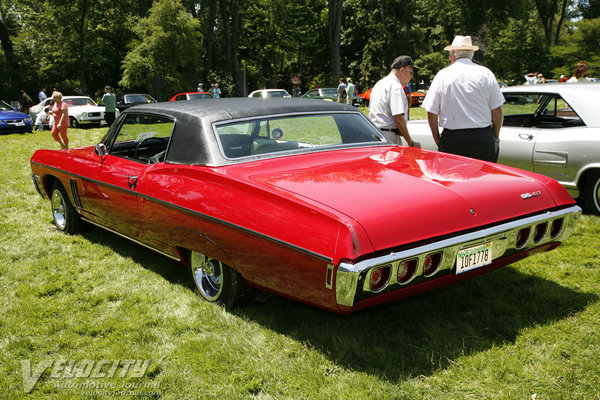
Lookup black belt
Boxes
[443,126,492,132]
[381,128,399,133]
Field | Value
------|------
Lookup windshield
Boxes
[215,112,384,159]
[188,93,212,100]
[125,94,156,104]
[63,97,97,107]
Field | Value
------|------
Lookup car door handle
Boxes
[126,175,138,189]
[519,133,534,141]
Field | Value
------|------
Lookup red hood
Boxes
[223,147,567,252]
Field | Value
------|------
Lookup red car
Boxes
[409,91,425,107]
[169,91,213,101]
[30,99,580,314]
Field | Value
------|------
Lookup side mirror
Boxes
[94,143,107,157]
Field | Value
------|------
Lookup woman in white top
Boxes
[567,62,590,82]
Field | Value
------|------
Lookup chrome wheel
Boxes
[50,181,81,234]
[191,252,223,301]
[51,188,68,230]
[188,251,246,308]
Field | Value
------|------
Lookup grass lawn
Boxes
[1,125,600,399]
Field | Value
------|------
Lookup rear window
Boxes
[215,113,384,159]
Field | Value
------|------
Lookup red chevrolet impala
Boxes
[30,99,580,314]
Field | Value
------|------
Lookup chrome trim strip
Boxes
[69,178,82,208]
[336,205,581,307]
[31,161,333,263]
[82,218,181,262]
[340,206,579,274]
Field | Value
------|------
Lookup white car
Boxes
[29,96,114,128]
[407,82,600,214]
[248,89,291,98]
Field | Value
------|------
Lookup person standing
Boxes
[336,78,347,103]
[21,90,33,112]
[101,86,117,128]
[346,78,356,105]
[197,82,204,92]
[422,35,504,162]
[567,62,590,82]
[38,87,48,103]
[50,91,69,149]
[369,55,421,147]
[211,83,221,98]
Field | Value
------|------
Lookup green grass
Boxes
[2,127,600,399]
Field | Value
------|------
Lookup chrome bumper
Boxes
[335,205,581,307]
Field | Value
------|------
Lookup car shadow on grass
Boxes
[232,266,597,382]
[77,226,596,383]
[79,227,190,289]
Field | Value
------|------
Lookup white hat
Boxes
[444,35,479,51]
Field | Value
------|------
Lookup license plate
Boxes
[456,242,492,274]
[15,122,25,126]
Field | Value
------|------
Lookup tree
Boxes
[328,0,343,81]
[120,0,203,100]
[534,0,573,46]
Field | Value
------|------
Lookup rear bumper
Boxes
[335,205,581,310]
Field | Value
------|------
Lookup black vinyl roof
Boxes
[119,98,366,166]
[126,98,357,123]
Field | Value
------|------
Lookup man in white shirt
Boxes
[346,78,355,105]
[38,87,47,103]
[422,35,504,162]
[369,55,420,147]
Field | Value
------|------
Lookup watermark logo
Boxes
[21,359,151,393]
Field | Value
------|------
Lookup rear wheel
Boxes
[50,181,81,233]
[189,251,245,309]
[584,172,600,215]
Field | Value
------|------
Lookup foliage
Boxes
[1,128,600,399]
[1,0,599,102]
[120,0,203,100]
[551,17,600,78]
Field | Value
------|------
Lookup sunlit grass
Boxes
[1,126,599,399]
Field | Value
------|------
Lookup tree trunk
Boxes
[77,0,89,94]
[0,1,15,63]
[205,0,217,73]
[219,0,243,96]
[328,0,343,82]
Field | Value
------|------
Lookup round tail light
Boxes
[397,259,417,284]
[369,265,391,292]
[423,252,442,276]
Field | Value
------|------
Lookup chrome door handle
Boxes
[126,175,138,189]
[519,133,534,141]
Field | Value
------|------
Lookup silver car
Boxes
[407,83,600,214]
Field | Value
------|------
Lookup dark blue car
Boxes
[1,100,33,134]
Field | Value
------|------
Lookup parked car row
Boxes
[30,98,580,314]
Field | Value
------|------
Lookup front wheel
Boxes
[189,251,245,309]
[584,172,600,215]
[69,117,79,128]
[50,181,81,233]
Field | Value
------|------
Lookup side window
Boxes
[502,93,584,128]
[108,114,174,164]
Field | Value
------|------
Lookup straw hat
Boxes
[444,35,479,51]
